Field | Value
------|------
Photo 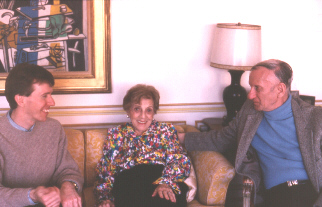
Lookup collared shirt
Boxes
[7,110,35,132]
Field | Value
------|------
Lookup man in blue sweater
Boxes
[179,59,322,207]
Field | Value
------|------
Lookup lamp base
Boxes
[222,70,247,126]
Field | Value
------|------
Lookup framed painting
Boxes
[0,0,111,94]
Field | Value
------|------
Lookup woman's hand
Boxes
[98,200,115,207]
[152,184,176,203]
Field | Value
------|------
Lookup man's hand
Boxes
[178,133,185,145]
[98,200,115,207]
[60,181,82,207]
[152,184,176,203]
[30,186,61,207]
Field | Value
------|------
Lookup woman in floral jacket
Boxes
[94,84,191,207]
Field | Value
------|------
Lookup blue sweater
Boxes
[251,95,308,189]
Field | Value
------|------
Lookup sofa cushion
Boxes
[64,125,234,207]
[83,186,96,207]
[84,129,108,187]
[65,128,85,177]
[187,199,209,207]
[189,151,235,205]
[174,125,185,133]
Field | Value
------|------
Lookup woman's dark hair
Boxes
[123,84,160,113]
[251,59,293,90]
[5,63,55,109]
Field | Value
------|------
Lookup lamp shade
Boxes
[210,23,262,70]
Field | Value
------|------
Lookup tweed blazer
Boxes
[185,94,322,206]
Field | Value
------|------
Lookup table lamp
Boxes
[210,23,262,126]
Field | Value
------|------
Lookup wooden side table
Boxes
[202,118,224,131]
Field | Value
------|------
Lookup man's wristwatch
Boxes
[69,181,79,191]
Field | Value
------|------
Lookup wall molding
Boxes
[63,120,188,129]
[1,100,321,117]
[50,102,226,117]
[0,102,227,117]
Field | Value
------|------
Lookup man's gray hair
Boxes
[251,59,293,90]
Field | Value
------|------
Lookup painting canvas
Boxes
[0,0,88,72]
[0,0,111,94]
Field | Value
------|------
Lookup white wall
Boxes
[1,0,322,127]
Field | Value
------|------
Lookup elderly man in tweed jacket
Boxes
[180,59,322,207]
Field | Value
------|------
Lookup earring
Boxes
[127,115,129,118]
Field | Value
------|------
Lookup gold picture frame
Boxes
[0,0,111,94]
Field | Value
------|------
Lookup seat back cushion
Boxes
[64,128,85,177]
[189,151,235,205]
[84,129,108,187]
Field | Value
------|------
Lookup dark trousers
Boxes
[264,180,318,207]
[112,164,188,207]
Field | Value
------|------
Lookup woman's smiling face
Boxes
[128,98,155,136]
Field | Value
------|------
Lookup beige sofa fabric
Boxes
[189,151,235,206]
[64,125,235,207]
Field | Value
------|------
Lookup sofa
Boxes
[64,124,235,207]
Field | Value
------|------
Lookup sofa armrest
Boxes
[189,151,235,206]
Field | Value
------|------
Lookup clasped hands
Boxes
[30,181,81,207]
[99,184,176,207]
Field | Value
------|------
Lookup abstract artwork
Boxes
[0,0,111,94]
[0,0,86,72]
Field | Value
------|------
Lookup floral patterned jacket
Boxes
[94,121,191,202]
